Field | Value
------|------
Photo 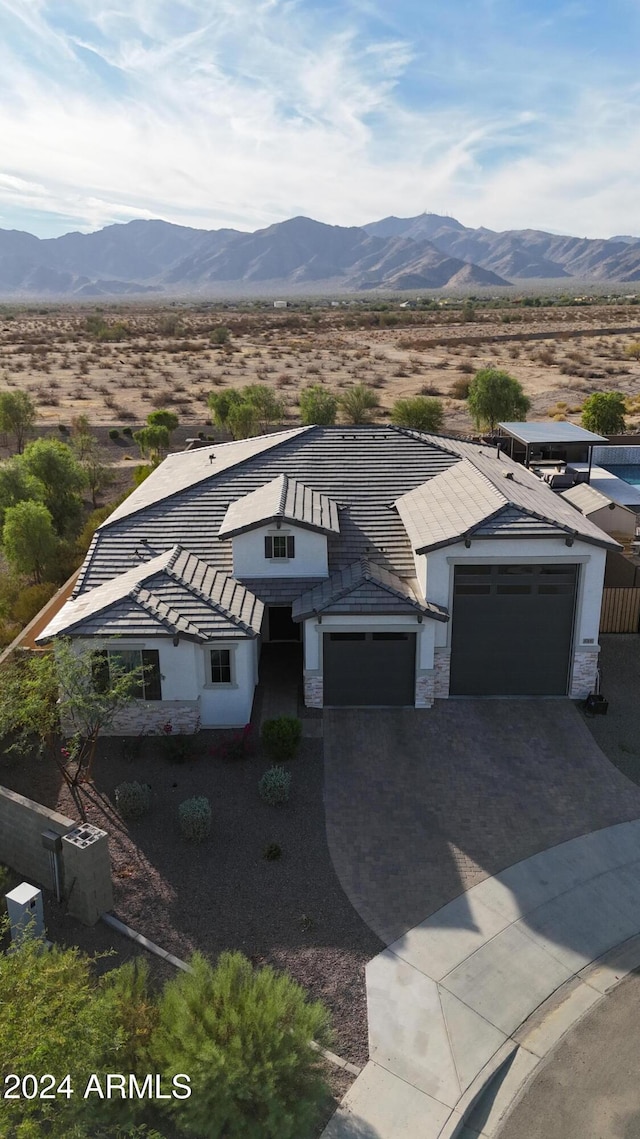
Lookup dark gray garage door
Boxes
[450,564,577,696]
[323,632,416,706]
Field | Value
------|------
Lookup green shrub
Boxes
[178,796,211,842]
[263,842,282,860]
[122,425,133,438]
[115,780,151,820]
[148,950,330,1139]
[108,428,120,440]
[258,765,292,806]
[262,715,302,760]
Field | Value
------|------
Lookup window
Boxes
[265,534,295,560]
[92,649,162,700]
[210,648,232,684]
[329,632,365,641]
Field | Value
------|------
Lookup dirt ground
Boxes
[2,302,640,444]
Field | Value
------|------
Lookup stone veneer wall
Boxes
[570,648,600,699]
[415,672,435,708]
[304,674,323,709]
[592,445,640,465]
[98,699,200,736]
[0,786,113,925]
[434,649,451,699]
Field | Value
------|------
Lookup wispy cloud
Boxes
[0,0,639,238]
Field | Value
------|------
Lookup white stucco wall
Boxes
[231,523,328,578]
[303,612,433,673]
[587,503,635,540]
[71,634,258,730]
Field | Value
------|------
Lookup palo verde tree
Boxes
[2,500,58,583]
[149,950,331,1139]
[581,390,626,436]
[0,640,145,783]
[391,395,444,433]
[0,388,36,453]
[467,367,531,431]
[299,385,338,426]
[21,437,87,537]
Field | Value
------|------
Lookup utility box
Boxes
[5,882,45,945]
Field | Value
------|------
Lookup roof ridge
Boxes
[164,563,257,636]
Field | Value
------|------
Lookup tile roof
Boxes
[218,474,340,538]
[102,427,312,528]
[395,433,620,552]
[562,482,634,516]
[291,558,448,621]
[37,546,263,642]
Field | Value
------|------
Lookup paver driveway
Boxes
[324,701,640,945]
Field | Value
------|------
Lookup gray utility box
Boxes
[5,882,45,944]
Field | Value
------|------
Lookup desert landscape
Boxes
[1,299,640,449]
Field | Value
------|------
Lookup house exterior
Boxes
[37,425,619,730]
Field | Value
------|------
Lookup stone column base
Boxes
[570,649,600,699]
[304,674,323,709]
[415,672,435,708]
[434,649,451,699]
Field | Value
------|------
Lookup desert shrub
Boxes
[258,765,292,806]
[262,716,302,760]
[178,796,212,842]
[123,425,134,437]
[115,780,151,821]
[263,842,282,861]
[148,950,330,1139]
[450,376,471,399]
[108,428,120,441]
[390,395,443,433]
[339,383,380,424]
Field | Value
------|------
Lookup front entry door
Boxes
[268,606,301,641]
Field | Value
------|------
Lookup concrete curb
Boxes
[321,819,640,1139]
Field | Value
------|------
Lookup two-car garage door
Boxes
[450,564,577,696]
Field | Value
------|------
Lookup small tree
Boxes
[208,388,244,431]
[581,391,626,435]
[0,456,45,529]
[21,437,86,536]
[339,383,380,424]
[147,408,179,436]
[0,388,36,453]
[299,385,338,426]
[467,367,531,431]
[242,384,285,432]
[2,500,58,583]
[149,951,331,1139]
[228,401,259,440]
[134,424,170,463]
[391,395,444,433]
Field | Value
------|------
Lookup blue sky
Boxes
[0,0,637,238]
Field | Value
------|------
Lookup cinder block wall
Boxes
[0,785,113,925]
[0,785,75,890]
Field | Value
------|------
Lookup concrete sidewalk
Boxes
[321,818,640,1139]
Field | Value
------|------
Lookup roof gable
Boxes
[292,558,448,621]
[218,474,340,538]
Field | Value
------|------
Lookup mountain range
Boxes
[1,213,639,299]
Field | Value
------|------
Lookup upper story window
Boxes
[265,535,295,560]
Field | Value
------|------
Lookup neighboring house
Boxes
[37,426,619,730]
[561,483,636,542]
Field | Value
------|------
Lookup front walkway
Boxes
[323,820,640,1138]
[323,701,640,944]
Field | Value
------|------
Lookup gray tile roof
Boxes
[562,482,634,517]
[38,546,263,642]
[292,558,448,622]
[395,433,620,552]
[218,474,340,538]
[102,427,312,528]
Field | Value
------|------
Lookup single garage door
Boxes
[323,631,416,706]
[450,564,577,696]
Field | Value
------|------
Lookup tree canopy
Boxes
[391,395,444,433]
[147,409,179,435]
[467,367,531,431]
[0,389,36,453]
[133,425,170,463]
[21,437,86,536]
[299,385,338,426]
[2,500,58,583]
[581,391,626,436]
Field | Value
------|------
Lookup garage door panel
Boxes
[323,632,415,706]
[450,565,577,696]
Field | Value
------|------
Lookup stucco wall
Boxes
[588,503,636,540]
[199,637,258,726]
[232,523,328,578]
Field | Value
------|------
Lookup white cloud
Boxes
[0,0,639,239]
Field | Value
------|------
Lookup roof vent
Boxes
[503,471,514,480]
[209,453,216,464]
